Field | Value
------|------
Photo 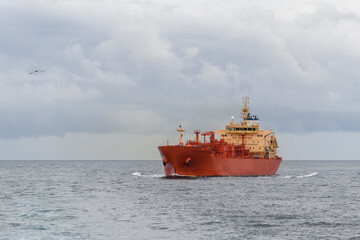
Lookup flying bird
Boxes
[29,70,45,75]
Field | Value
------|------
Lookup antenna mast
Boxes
[241,97,250,124]
[177,125,185,146]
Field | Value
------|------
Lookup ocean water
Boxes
[0,160,359,240]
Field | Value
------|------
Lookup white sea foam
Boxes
[280,172,319,179]
[132,172,164,178]
[280,175,293,179]
[302,172,318,178]
[148,174,165,178]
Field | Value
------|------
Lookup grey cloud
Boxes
[0,1,360,140]
[0,103,171,138]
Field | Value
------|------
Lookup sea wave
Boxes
[280,172,319,179]
[132,172,164,178]
[132,172,142,176]
[133,172,319,179]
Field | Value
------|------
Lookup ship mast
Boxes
[241,97,250,125]
[177,125,185,146]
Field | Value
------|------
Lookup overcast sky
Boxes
[0,0,359,160]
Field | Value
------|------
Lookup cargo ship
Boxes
[158,97,282,176]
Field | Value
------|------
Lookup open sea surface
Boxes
[0,160,359,240]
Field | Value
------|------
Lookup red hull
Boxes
[158,146,282,176]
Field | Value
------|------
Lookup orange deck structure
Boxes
[158,97,282,177]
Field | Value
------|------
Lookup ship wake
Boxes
[132,172,165,178]
[280,172,319,179]
[132,171,319,179]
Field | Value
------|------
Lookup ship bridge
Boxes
[214,97,279,159]
[226,123,259,133]
[224,97,260,134]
